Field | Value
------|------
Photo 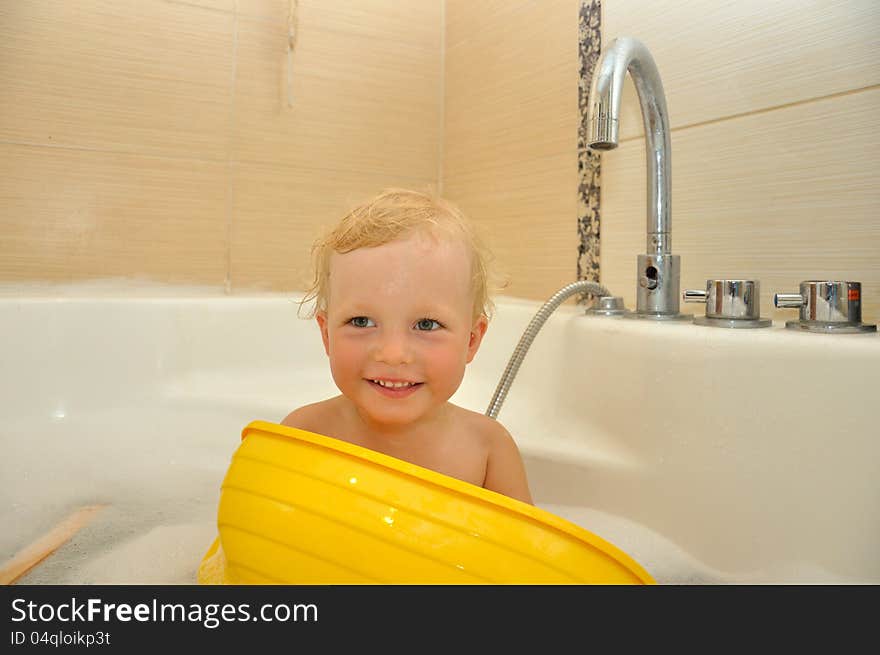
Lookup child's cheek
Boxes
[329,333,363,368]
[425,341,468,386]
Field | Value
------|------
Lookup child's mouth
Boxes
[366,379,423,398]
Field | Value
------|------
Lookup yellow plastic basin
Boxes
[198,421,655,584]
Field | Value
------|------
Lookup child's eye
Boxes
[415,318,442,331]
[349,316,375,328]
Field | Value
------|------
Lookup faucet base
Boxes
[623,311,693,321]
[694,316,772,329]
[584,296,631,318]
[636,253,684,315]
[784,319,876,334]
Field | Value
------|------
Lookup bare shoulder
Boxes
[482,417,523,460]
[457,408,533,505]
[280,397,340,433]
[456,407,516,446]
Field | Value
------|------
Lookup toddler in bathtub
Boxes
[282,188,532,504]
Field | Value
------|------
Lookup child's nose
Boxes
[372,330,413,365]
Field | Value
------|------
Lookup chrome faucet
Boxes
[587,37,690,320]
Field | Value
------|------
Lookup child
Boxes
[282,188,533,504]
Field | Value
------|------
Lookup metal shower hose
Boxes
[485,280,610,420]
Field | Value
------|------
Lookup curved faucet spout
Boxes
[586,37,688,319]
[587,37,671,256]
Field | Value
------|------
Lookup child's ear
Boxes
[315,311,330,356]
[466,314,489,363]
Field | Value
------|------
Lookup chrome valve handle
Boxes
[774,281,876,333]
[773,293,804,309]
[682,279,770,328]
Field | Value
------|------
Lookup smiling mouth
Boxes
[366,379,425,397]
[367,379,423,389]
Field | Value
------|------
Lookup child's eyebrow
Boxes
[337,304,457,318]
[414,305,455,317]
[330,300,371,313]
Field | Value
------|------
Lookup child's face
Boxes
[316,232,488,429]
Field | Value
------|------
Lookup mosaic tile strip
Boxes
[577,0,602,297]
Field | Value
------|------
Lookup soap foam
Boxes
[3,402,252,584]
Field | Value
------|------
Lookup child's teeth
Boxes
[377,380,413,388]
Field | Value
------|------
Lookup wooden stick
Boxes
[0,504,106,585]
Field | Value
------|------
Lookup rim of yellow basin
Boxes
[240,420,656,585]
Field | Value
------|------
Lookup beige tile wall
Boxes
[601,0,880,325]
[443,0,581,301]
[3,0,877,326]
[0,0,442,291]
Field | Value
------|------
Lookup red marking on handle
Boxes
[848,288,860,301]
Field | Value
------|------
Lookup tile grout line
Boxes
[224,4,240,295]
[162,0,231,16]
[619,83,880,145]
[0,139,227,165]
[0,137,439,181]
[437,0,446,196]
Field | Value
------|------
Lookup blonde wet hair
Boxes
[299,188,502,322]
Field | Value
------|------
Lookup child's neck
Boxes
[343,398,453,452]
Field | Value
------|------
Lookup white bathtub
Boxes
[2,284,878,584]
